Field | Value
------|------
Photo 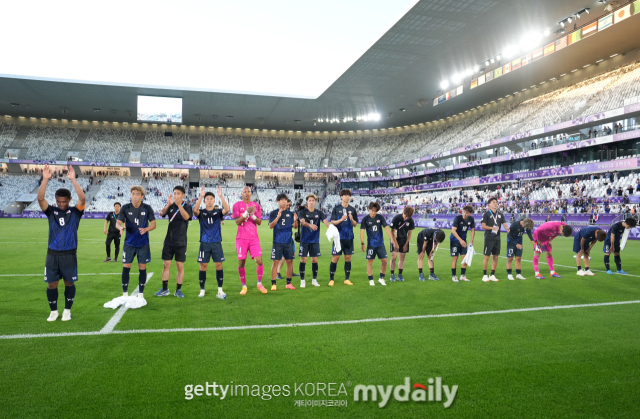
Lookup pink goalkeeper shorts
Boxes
[236,239,262,260]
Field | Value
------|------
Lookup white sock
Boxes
[218,287,223,294]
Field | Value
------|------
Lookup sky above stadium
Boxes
[0,0,419,99]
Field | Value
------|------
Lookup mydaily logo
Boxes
[353,377,457,408]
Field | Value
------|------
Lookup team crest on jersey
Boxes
[377,220,380,223]
[67,210,71,214]
[315,215,318,218]
[141,212,145,215]
[286,214,290,217]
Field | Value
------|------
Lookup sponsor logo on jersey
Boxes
[54,211,58,215]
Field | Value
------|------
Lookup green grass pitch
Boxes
[1,218,639,418]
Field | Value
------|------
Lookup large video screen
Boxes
[137,96,182,123]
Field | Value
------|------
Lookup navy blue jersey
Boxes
[330,204,358,240]
[450,215,475,242]
[361,214,388,247]
[118,203,156,247]
[269,209,295,244]
[578,226,602,244]
[298,208,325,244]
[198,208,224,243]
[44,205,84,252]
[507,221,534,244]
[607,222,625,241]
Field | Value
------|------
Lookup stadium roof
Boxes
[1,0,640,131]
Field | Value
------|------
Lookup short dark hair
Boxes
[174,186,186,194]
[561,225,573,237]
[463,205,473,213]
[368,202,381,211]
[435,230,446,243]
[276,193,288,201]
[287,199,292,203]
[55,188,71,199]
[114,202,121,207]
[214,205,220,209]
[340,189,352,197]
[487,197,497,205]
[403,207,414,218]
[204,191,215,199]
[625,217,637,227]
[595,230,607,241]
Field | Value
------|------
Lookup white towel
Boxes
[620,228,630,251]
[326,224,341,253]
[462,244,475,266]
[104,296,147,309]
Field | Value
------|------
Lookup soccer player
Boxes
[233,186,266,294]
[417,228,446,281]
[194,186,229,299]
[329,189,358,286]
[269,193,298,290]
[104,202,122,262]
[450,205,475,282]
[481,197,510,282]
[532,221,573,279]
[506,218,534,280]
[389,207,415,282]
[360,202,398,286]
[277,199,299,279]
[298,194,331,288]
[38,164,85,322]
[574,226,606,276]
[155,186,193,297]
[603,217,637,274]
[116,186,156,300]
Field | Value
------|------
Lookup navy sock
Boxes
[344,262,351,280]
[286,277,292,284]
[329,262,337,280]
[577,266,582,271]
[64,284,76,310]
[460,267,466,275]
[419,268,423,274]
[398,268,403,275]
[299,262,306,280]
[162,280,168,291]
[138,269,146,294]
[312,263,318,279]
[429,268,434,274]
[483,270,487,275]
[368,275,373,281]
[216,270,223,287]
[46,287,58,312]
[176,283,182,290]
[516,269,521,275]
[391,270,395,275]
[491,270,495,276]
[604,255,610,270]
[379,272,385,280]
[199,270,206,290]
[507,269,512,275]
[614,255,622,271]
[272,278,277,285]
[452,268,456,276]
[122,267,130,293]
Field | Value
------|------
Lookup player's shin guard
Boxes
[329,262,337,280]
[312,263,318,280]
[344,262,351,280]
[46,288,58,312]
[299,262,306,280]
[604,255,610,271]
[64,284,76,310]
[533,254,540,273]
[614,255,622,271]
[122,267,130,293]
[199,271,206,290]
[546,255,555,273]
[215,270,223,287]
[138,269,147,294]
[238,267,246,286]
[256,264,264,283]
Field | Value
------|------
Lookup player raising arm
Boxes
[39,165,85,322]
[194,186,230,299]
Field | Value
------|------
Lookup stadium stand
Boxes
[86,177,143,212]
[251,137,293,166]
[330,137,361,168]
[300,138,328,168]
[142,131,190,164]
[23,126,80,160]
[24,176,90,211]
[199,134,245,166]
[0,123,20,149]
[83,129,136,163]
[0,174,39,211]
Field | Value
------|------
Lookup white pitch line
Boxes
[0,273,123,277]
[1,299,638,340]
[99,272,154,334]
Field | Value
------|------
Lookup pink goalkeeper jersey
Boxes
[533,221,566,244]
[233,201,261,241]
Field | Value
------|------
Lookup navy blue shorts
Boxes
[366,245,387,260]
[198,242,225,263]
[122,244,151,264]
[506,242,523,258]
[272,242,295,260]
[332,239,354,256]
[450,240,467,257]
[603,239,620,254]
[573,236,595,254]
[44,253,78,283]
[299,242,321,258]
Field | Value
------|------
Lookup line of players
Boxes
[39,164,638,321]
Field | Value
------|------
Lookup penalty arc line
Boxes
[99,272,154,334]
[1,299,639,340]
